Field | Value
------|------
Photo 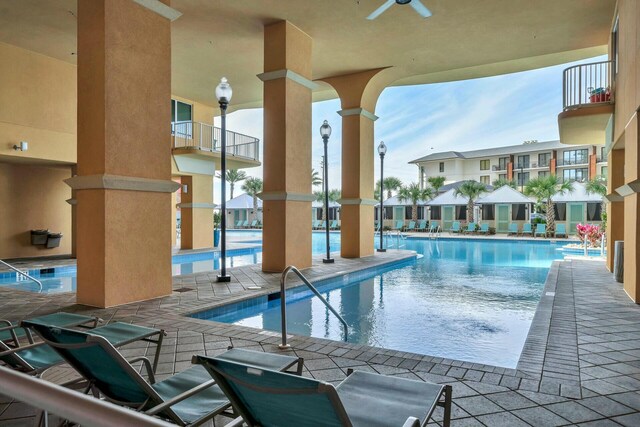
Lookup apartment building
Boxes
[409,140,608,188]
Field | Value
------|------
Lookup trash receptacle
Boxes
[46,232,63,249]
[614,241,624,283]
[31,229,49,245]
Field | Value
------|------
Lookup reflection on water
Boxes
[213,239,564,368]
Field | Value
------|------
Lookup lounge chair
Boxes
[521,223,533,236]
[194,355,452,427]
[234,220,243,228]
[1,312,99,348]
[404,221,416,232]
[241,220,249,228]
[534,223,547,238]
[417,220,427,231]
[320,220,327,230]
[478,223,489,234]
[449,221,461,234]
[507,223,519,236]
[330,220,339,230]
[428,221,440,233]
[393,220,404,231]
[250,220,258,228]
[463,222,476,234]
[374,220,380,231]
[26,325,303,427]
[555,223,567,238]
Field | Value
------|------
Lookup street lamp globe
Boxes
[320,120,332,139]
[215,77,233,104]
[378,140,387,156]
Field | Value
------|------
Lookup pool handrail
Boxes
[279,265,349,348]
[0,260,43,292]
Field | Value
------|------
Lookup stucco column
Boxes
[621,115,640,301]
[258,21,314,272]
[70,0,180,307]
[606,149,624,272]
[322,69,393,258]
[179,174,215,249]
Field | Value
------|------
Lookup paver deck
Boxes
[0,253,638,426]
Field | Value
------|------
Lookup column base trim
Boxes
[65,174,181,193]
[259,191,316,202]
[257,69,318,90]
[337,108,378,122]
[338,198,378,206]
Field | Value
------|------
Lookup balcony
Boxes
[556,158,589,167]
[491,165,507,172]
[171,122,260,173]
[558,60,614,146]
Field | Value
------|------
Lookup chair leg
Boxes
[442,385,452,427]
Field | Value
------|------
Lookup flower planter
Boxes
[31,229,49,245]
[46,232,63,249]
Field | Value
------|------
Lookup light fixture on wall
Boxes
[182,184,188,194]
[13,141,28,151]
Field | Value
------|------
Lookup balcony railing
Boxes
[556,158,589,167]
[492,165,507,171]
[563,60,614,111]
[172,121,260,162]
[597,155,608,163]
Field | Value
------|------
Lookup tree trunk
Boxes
[467,200,474,223]
[546,199,555,236]
[412,204,418,222]
[322,207,326,222]
[230,183,234,200]
[387,190,393,199]
[253,196,258,221]
[601,200,607,233]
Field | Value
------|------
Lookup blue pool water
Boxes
[193,239,565,368]
[0,231,341,293]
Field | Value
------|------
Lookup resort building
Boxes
[225,193,263,228]
[410,140,608,189]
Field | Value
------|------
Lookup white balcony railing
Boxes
[172,121,260,162]
[563,60,614,111]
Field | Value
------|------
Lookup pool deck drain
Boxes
[1,253,640,426]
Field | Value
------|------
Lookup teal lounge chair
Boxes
[555,223,567,238]
[311,220,319,229]
[194,355,452,427]
[404,221,416,231]
[0,312,99,348]
[250,220,258,228]
[464,222,476,234]
[330,220,339,230]
[393,220,404,231]
[534,223,547,238]
[320,220,327,229]
[521,223,533,236]
[27,325,302,427]
[449,221,461,234]
[241,220,249,228]
[235,220,243,228]
[478,223,489,234]
[417,220,427,231]
[507,223,519,235]
[428,221,440,233]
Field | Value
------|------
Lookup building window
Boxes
[538,153,550,167]
[480,175,490,185]
[538,171,550,178]
[171,99,193,134]
[498,157,509,171]
[384,206,393,220]
[517,172,530,187]
[612,16,619,76]
[512,204,527,221]
[430,206,441,220]
[562,168,588,182]
[516,155,530,169]
[598,147,607,163]
[587,203,602,221]
[482,205,495,221]
[498,174,507,181]
[455,206,467,220]
[562,149,589,166]
[439,162,445,173]
[480,160,490,170]
[601,166,608,177]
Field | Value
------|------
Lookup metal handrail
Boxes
[0,260,42,292]
[563,60,614,110]
[0,365,173,427]
[172,121,260,161]
[279,266,348,348]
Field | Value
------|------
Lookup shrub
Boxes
[576,223,603,248]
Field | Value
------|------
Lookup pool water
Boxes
[193,239,565,368]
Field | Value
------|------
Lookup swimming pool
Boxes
[0,231,342,293]
[192,239,565,368]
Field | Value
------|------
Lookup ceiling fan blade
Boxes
[410,0,432,18]
[367,0,395,20]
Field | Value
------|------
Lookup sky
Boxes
[214,55,606,203]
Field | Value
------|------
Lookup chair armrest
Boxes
[224,416,245,427]
[128,356,155,384]
[0,341,47,357]
[402,417,420,427]
[145,379,216,416]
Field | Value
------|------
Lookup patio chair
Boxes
[393,220,404,231]
[320,220,327,229]
[26,325,303,427]
[463,222,476,234]
[521,223,533,236]
[534,223,547,238]
[194,355,452,427]
[241,220,249,228]
[250,220,258,228]
[234,220,243,228]
[478,223,489,234]
[374,220,379,230]
[555,223,567,238]
[1,312,100,348]
[417,220,427,231]
[449,221,461,234]
[330,220,339,230]
[507,223,519,236]
[428,221,440,233]
[404,221,416,232]
[257,220,262,229]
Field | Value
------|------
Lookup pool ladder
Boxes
[278,265,349,349]
[0,260,43,292]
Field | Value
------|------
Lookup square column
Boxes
[179,174,215,249]
[606,149,624,272]
[70,0,180,307]
[259,21,314,272]
[621,116,640,301]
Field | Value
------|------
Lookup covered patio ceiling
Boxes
[0,0,616,110]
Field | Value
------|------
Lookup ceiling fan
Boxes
[367,0,432,20]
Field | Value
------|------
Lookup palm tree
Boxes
[454,181,487,224]
[586,175,608,232]
[398,183,434,222]
[376,177,403,199]
[524,175,573,234]
[427,176,446,192]
[241,177,263,221]
[492,178,517,189]
[216,169,246,200]
[311,168,322,187]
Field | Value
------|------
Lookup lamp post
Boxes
[377,141,387,252]
[320,120,334,264]
[216,77,232,282]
